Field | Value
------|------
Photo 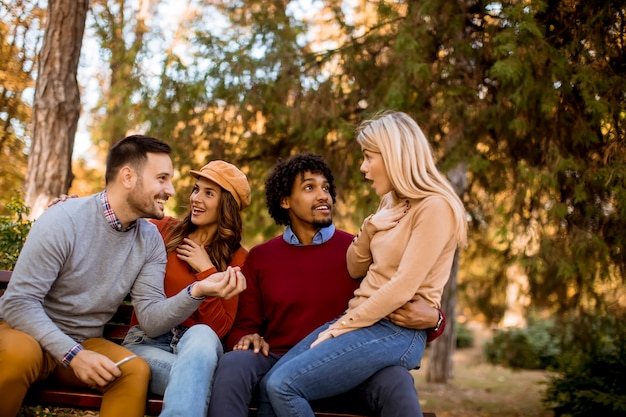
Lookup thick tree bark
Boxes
[426,250,459,383]
[426,163,467,383]
[24,0,88,218]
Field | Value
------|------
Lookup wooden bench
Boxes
[0,270,435,417]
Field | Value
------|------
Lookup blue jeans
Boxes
[122,324,223,417]
[259,319,427,417]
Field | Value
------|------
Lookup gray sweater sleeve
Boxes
[0,204,81,360]
[128,250,203,337]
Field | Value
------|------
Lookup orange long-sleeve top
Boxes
[129,216,247,338]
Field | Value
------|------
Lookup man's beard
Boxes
[312,218,332,229]
[127,178,165,220]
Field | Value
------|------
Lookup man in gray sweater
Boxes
[0,135,246,417]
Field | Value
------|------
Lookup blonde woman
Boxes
[260,111,467,417]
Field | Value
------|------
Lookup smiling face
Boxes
[281,171,333,236]
[127,152,175,219]
[189,177,222,229]
[360,148,393,197]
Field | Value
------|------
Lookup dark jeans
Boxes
[207,349,422,417]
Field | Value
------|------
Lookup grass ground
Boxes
[20,322,554,417]
[414,322,554,417]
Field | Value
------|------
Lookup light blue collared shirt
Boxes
[283,223,336,246]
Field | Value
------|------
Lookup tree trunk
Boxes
[24,0,88,218]
[426,163,467,383]
[426,249,459,383]
[501,263,531,328]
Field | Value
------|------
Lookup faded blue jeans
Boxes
[259,319,427,417]
[121,323,223,417]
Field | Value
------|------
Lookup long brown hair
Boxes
[163,190,243,271]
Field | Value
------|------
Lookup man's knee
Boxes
[371,366,414,390]
[215,351,250,380]
[105,354,150,395]
[362,366,417,409]
[124,355,151,380]
[215,350,271,388]
[1,342,44,375]
[0,323,49,416]
[0,323,46,382]
[180,325,222,355]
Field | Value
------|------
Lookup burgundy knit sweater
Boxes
[225,230,358,354]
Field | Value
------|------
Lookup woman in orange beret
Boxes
[122,160,251,417]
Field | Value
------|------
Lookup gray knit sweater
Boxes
[0,193,202,362]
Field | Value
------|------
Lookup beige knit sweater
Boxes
[315,191,457,343]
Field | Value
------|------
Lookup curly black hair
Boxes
[265,153,337,226]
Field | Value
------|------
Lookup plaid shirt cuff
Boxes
[187,283,205,300]
[62,343,84,367]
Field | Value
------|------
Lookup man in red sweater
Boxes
[207,153,445,417]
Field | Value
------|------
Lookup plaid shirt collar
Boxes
[100,190,137,232]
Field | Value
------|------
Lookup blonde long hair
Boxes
[356,111,468,247]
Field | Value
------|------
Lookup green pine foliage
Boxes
[484,317,561,370]
[544,313,626,417]
[0,198,33,270]
[455,323,475,349]
[484,313,626,415]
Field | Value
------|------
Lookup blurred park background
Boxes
[2,1,625,416]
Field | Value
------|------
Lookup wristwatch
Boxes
[432,309,444,332]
